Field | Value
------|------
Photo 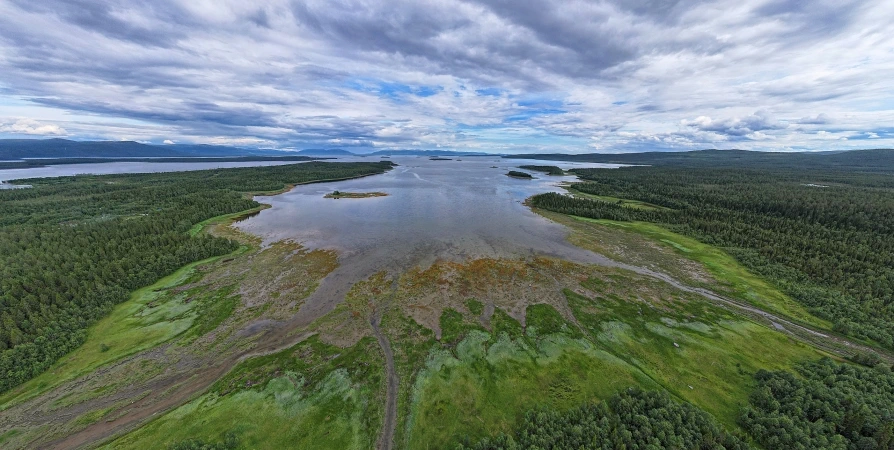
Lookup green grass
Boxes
[110,336,384,450]
[187,205,266,237]
[491,308,524,339]
[571,217,831,330]
[525,304,582,338]
[0,429,21,446]
[0,254,239,410]
[464,299,484,317]
[438,308,467,345]
[566,288,824,427]
[568,188,669,211]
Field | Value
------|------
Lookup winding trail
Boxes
[371,314,398,450]
[371,279,400,450]
[603,259,894,364]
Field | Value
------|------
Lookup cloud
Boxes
[0,118,67,135]
[681,112,785,138]
[795,114,832,125]
[0,0,891,152]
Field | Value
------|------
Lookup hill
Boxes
[294,148,358,156]
[506,148,894,172]
[0,139,282,159]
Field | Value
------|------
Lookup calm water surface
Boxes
[0,160,308,183]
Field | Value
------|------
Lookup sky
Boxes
[0,0,892,154]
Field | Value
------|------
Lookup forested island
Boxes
[506,170,533,178]
[518,165,565,175]
[0,161,394,393]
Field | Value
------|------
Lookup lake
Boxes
[0,160,311,183]
[2,155,627,322]
[235,156,626,323]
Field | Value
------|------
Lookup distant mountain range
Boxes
[295,148,494,157]
[293,148,358,156]
[0,139,495,159]
[5,140,890,173]
[0,139,284,159]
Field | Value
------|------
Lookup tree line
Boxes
[518,165,565,175]
[0,161,393,393]
[458,387,747,450]
[740,357,894,450]
[530,166,894,349]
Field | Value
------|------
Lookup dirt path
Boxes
[37,332,316,449]
[604,259,894,364]
[371,314,398,450]
[371,279,399,450]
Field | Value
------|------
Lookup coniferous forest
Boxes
[460,358,894,450]
[530,166,894,349]
[459,388,748,450]
[0,161,393,393]
[740,358,894,450]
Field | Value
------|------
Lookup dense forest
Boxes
[0,161,393,393]
[0,155,315,170]
[458,388,747,450]
[530,166,894,348]
[0,138,282,159]
[506,149,894,172]
[518,165,565,175]
[740,358,894,450]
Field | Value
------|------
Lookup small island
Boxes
[324,190,388,199]
[506,170,533,179]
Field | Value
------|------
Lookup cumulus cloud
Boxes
[681,112,786,138]
[0,0,891,152]
[0,118,67,135]
[795,114,832,125]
